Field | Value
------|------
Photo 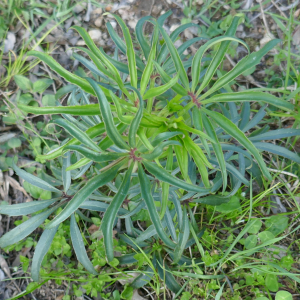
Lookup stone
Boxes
[128,19,138,29]
[73,3,87,14]
[94,17,103,27]
[4,32,16,53]
[170,24,180,32]
[88,29,101,41]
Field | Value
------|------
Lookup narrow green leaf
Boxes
[200,39,281,99]
[0,199,57,216]
[70,214,97,274]
[191,36,248,93]
[143,161,211,193]
[138,164,176,249]
[142,141,180,161]
[106,14,137,88]
[158,24,190,89]
[173,206,190,264]
[53,118,102,152]
[135,16,153,60]
[201,91,294,111]
[201,112,227,192]
[31,226,58,282]
[86,78,130,150]
[27,51,95,95]
[102,163,133,262]
[62,151,71,193]
[128,87,144,148]
[64,145,127,163]
[203,108,272,180]
[46,161,124,229]
[0,207,56,248]
[249,128,300,141]
[143,74,179,100]
[12,161,60,193]
[192,195,230,205]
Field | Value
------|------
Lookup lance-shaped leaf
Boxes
[106,14,137,88]
[143,160,211,193]
[195,16,242,94]
[46,161,125,229]
[153,61,187,96]
[143,73,179,100]
[31,225,58,282]
[18,104,100,116]
[138,164,176,249]
[64,145,127,163]
[140,24,158,95]
[174,142,189,182]
[53,118,102,152]
[203,108,272,180]
[201,112,227,192]
[62,151,71,193]
[101,163,133,262]
[201,91,294,111]
[192,37,248,94]
[0,199,57,216]
[27,51,95,95]
[128,87,144,148]
[158,24,189,89]
[79,201,128,215]
[173,206,190,264]
[156,252,181,293]
[190,149,210,188]
[161,146,173,219]
[253,142,300,164]
[135,16,153,60]
[141,140,181,160]
[70,214,97,274]
[12,161,61,193]
[199,39,281,99]
[0,207,57,248]
[86,77,130,150]
[249,128,300,141]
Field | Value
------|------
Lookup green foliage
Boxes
[2,11,300,298]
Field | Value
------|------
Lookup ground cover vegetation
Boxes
[0,1,300,299]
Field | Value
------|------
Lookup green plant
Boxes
[1,12,300,296]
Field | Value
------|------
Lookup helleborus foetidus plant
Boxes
[1,12,299,292]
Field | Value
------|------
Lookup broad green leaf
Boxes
[70,214,97,274]
[247,219,262,234]
[0,207,56,248]
[158,24,189,89]
[138,164,176,249]
[202,91,294,111]
[12,161,61,193]
[46,161,125,229]
[192,36,248,94]
[143,73,179,100]
[14,75,32,91]
[201,112,226,191]
[33,79,53,93]
[199,39,281,99]
[53,118,102,152]
[86,78,130,150]
[102,163,133,262]
[0,199,57,216]
[203,108,272,180]
[27,51,95,95]
[143,161,211,193]
[265,274,279,292]
[106,14,137,88]
[31,226,58,282]
[64,145,127,163]
[244,235,257,249]
[258,231,275,243]
[275,291,293,300]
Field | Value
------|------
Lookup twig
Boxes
[271,0,288,18]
